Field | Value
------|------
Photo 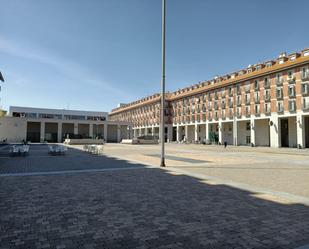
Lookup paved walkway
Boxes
[1,144,309,248]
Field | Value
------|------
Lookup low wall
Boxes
[64,138,105,145]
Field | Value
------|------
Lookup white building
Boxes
[0,106,131,143]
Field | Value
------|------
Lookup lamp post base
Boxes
[160,160,166,167]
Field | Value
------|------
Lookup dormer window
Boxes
[266,61,273,68]
[278,58,285,64]
[290,55,296,61]
[303,50,309,57]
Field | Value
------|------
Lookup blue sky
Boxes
[1,0,308,112]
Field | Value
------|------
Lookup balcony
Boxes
[264,94,271,102]
[287,76,296,84]
[301,73,309,81]
[277,105,284,113]
[276,88,283,99]
[265,106,271,115]
[301,83,309,96]
[288,86,296,98]
[245,109,251,117]
[288,100,296,112]
[303,100,309,111]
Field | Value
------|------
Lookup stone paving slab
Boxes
[0,145,144,174]
[1,168,309,249]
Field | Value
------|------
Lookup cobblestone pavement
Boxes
[1,144,309,248]
[97,143,309,199]
[1,168,309,249]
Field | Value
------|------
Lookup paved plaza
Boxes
[1,144,309,248]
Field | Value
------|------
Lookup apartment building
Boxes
[109,48,309,148]
[0,106,131,143]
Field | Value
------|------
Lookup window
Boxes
[303,97,309,110]
[229,97,233,108]
[246,136,251,145]
[254,80,259,90]
[302,67,309,80]
[276,88,283,99]
[246,122,251,131]
[228,86,233,96]
[264,89,270,101]
[236,84,241,94]
[264,77,270,88]
[276,73,283,85]
[277,101,284,113]
[288,85,295,98]
[237,95,241,106]
[245,82,250,92]
[254,92,260,103]
[265,103,271,114]
[254,104,260,115]
[245,94,250,104]
[288,100,296,112]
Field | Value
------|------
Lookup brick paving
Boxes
[1,144,309,248]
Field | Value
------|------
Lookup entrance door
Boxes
[172,127,177,141]
[281,119,289,147]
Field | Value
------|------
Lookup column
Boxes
[40,122,45,143]
[152,126,155,136]
[74,123,78,135]
[270,115,279,148]
[57,123,62,143]
[145,127,148,136]
[176,125,180,142]
[194,124,198,142]
[168,125,173,142]
[133,128,137,138]
[89,124,94,139]
[218,121,223,145]
[117,125,121,143]
[297,114,304,149]
[250,118,255,147]
[185,125,188,142]
[233,119,238,146]
[104,123,108,141]
[205,122,209,142]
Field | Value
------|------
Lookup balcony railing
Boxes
[287,76,296,84]
[276,78,283,86]
[301,73,309,81]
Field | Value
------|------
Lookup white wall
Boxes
[0,117,27,143]
[255,119,270,146]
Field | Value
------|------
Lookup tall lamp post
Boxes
[160,0,166,167]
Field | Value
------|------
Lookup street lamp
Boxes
[160,0,166,167]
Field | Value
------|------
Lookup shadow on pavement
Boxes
[0,144,309,248]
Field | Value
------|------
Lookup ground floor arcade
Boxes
[132,113,309,148]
